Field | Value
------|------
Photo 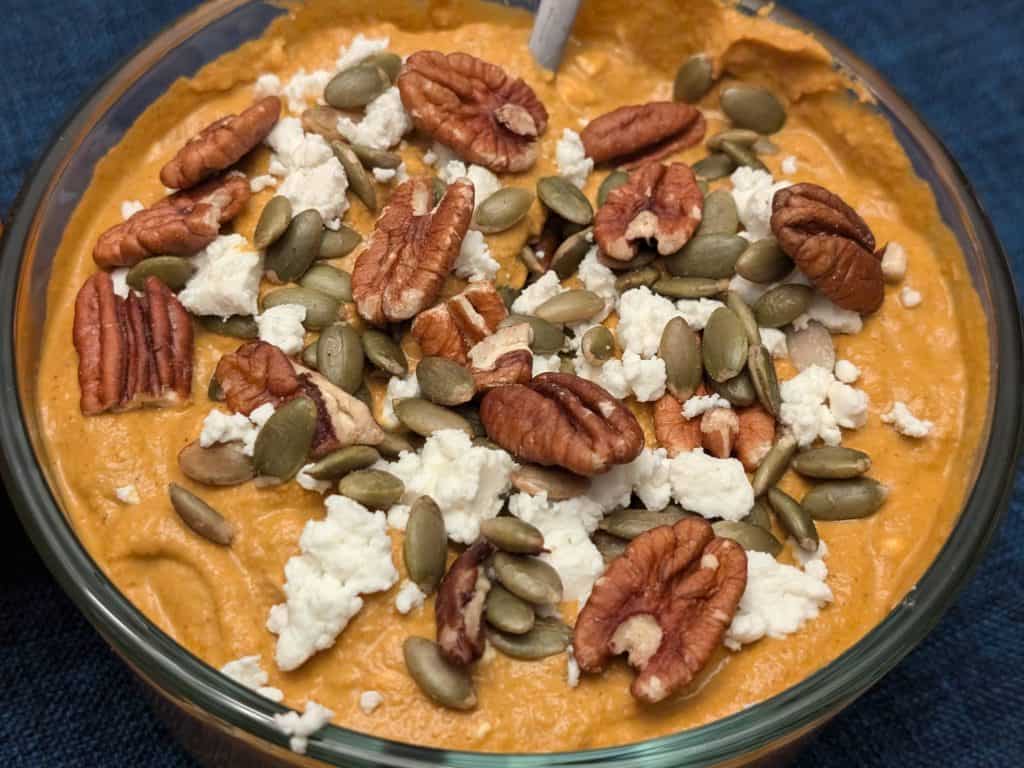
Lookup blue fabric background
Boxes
[1,1,1021,765]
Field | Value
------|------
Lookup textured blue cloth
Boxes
[1,1,1021,765]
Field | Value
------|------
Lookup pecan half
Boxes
[296,366,385,457]
[700,407,739,458]
[653,392,702,457]
[771,183,883,313]
[480,372,644,476]
[573,517,747,704]
[160,96,281,190]
[735,405,776,471]
[73,272,193,415]
[214,340,301,415]
[581,102,705,169]
[436,539,495,665]
[594,162,704,262]
[94,171,251,269]
[467,324,533,391]
[352,177,474,325]
[397,51,548,172]
[411,282,508,364]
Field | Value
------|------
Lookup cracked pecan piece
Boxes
[653,392,702,457]
[480,372,644,476]
[595,162,704,262]
[436,538,495,666]
[397,50,548,172]
[73,272,193,415]
[771,183,883,313]
[700,407,739,458]
[581,102,705,169]
[411,282,508,364]
[353,177,474,325]
[94,171,251,269]
[160,96,281,190]
[574,517,747,704]
[214,340,301,415]
[735,405,776,471]
[467,324,533,391]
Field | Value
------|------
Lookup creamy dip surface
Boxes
[36,0,989,753]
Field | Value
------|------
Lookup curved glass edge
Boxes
[0,1,1021,766]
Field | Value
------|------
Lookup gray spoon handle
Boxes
[528,0,583,72]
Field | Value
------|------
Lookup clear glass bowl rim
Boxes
[0,1,1021,765]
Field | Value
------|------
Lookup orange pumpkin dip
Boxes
[35,0,988,752]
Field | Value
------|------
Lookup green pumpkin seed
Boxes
[735,237,793,284]
[299,263,352,302]
[416,357,476,406]
[615,266,661,292]
[519,245,546,276]
[673,53,714,103]
[753,137,780,155]
[377,431,421,459]
[599,507,688,540]
[318,226,362,260]
[720,84,787,134]
[472,187,534,234]
[480,517,545,555]
[126,256,194,292]
[696,190,739,236]
[707,128,760,151]
[253,196,293,250]
[177,441,255,487]
[404,496,448,593]
[485,584,535,635]
[500,315,564,355]
[665,234,746,279]
[362,330,408,376]
[692,153,737,181]
[263,287,340,329]
[751,432,798,496]
[768,487,819,552]
[307,445,380,481]
[660,317,702,401]
[358,51,402,82]
[597,170,630,206]
[652,276,730,299]
[338,469,404,509]
[753,284,814,328]
[712,520,782,556]
[536,176,593,225]
[802,478,889,520]
[403,637,476,710]
[331,140,376,212]
[792,446,872,479]
[301,339,319,369]
[317,323,364,393]
[534,290,604,325]
[491,552,563,605]
[742,498,773,530]
[581,325,615,366]
[300,106,345,142]
[720,139,767,172]
[703,306,749,383]
[708,368,757,407]
[748,345,781,417]
[324,62,390,109]
[509,464,590,501]
[350,143,402,170]
[200,314,258,339]
[785,321,836,372]
[252,397,317,482]
[207,373,224,402]
[725,291,760,346]
[549,227,593,279]
[168,483,235,545]
[592,531,628,564]
[489,616,571,660]
[265,209,323,283]
[497,285,520,309]
[395,398,474,437]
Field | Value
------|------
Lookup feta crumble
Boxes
[380,373,420,430]
[394,580,426,615]
[834,359,861,384]
[668,450,754,521]
[899,286,922,308]
[555,129,594,189]
[681,393,732,420]
[281,69,333,113]
[439,160,501,210]
[881,401,934,438]
[220,655,284,703]
[577,247,618,320]
[781,155,798,175]
[759,327,788,359]
[729,167,791,241]
[265,117,349,226]
[273,700,334,755]
[296,464,331,494]
[454,229,500,282]
[335,34,389,71]
[779,365,841,447]
[115,485,140,505]
[792,293,863,335]
[253,73,282,99]
[358,690,384,715]
[178,234,262,319]
[250,174,278,193]
[267,496,398,671]
[573,351,667,402]
[511,271,563,315]
[566,648,581,689]
[615,287,682,358]
[256,304,307,356]
[827,380,869,429]
[587,448,673,514]
[120,200,144,220]
[336,86,413,151]
[423,141,459,169]
[532,353,563,376]
[199,403,275,457]
[881,241,908,283]
[110,268,131,299]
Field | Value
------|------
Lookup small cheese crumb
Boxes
[827,381,869,429]
[250,174,278,193]
[729,167,791,240]
[110,268,131,299]
[178,234,262,319]
[587,448,673,514]
[668,450,754,521]
[566,648,581,689]
[779,366,841,447]
[511,271,563,315]
[573,351,666,403]
[781,155,798,175]
[253,73,282,99]
[881,401,933,438]
[296,464,331,494]
[555,129,594,189]
[576,247,618,320]
[199,408,273,457]
[372,165,408,183]
[120,200,144,220]
[881,241,908,283]
[532,353,563,376]
[220,655,284,703]
[256,304,307,356]
[423,141,458,168]
[281,69,332,113]
[454,229,500,282]
[115,485,140,505]
[336,87,412,150]
[793,293,863,335]
[358,690,384,715]
[380,373,420,430]
[834,359,860,384]
[439,160,501,210]
[899,285,922,308]
[335,34,389,71]
[273,700,334,755]
[759,327,788,359]
[265,117,349,226]
[681,393,732,420]
[394,579,426,615]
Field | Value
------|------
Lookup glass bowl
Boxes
[1,1,1021,766]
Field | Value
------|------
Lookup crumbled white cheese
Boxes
[577,247,618,321]
[508,492,605,604]
[532,353,563,376]
[380,373,420,430]
[759,327,788,359]
[668,449,754,521]
[511,271,564,316]
[681,393,732,420]
[615,287,681,358]
[380,429,517,544]
[566,648,581,688]
[250,174,278,193]
[781,155,798,175]
[110,268,131,299]
[729,167,791,240]
[265,117,349,226]
[253,73,282,99]
[423,142,459,169]
[454,229,500,282]
[793,294,863,335]
[282,69,333,114]
[725,544,833,650]
[779,365,842,447]
[199,407,275,457]
[899,285,922,308]
[336,87,412,151]
[386,504,411,530]
[120,200,144,220]
[555,129,594,189]
[273,700,335,755]
[881,401,933,438]
[833,359,860,384]
[220,655,285,703]
[178,234,262,319]
[675,298,726,331]
[439,160,501,210]
[372,163,409,184]
[587,448,673,514]
[827,381,869,429]
[573,351,666,402]
[881,241,908,283]
[267,496,398,671]
[256,304,307,356]
[394,579,426,615]
[115,485,140,505]
[358,690,384,715]
[335,34,390,71]
[296,464,331,494]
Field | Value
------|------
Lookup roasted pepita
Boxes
[673,53,714,103]
[265,209,323,284]
[703,306,749,383]
[416,357,476,406]
[785,321,836,372]
[317,323,364,393]
[712,520,782,556]
[696,189,740,236]
[404,496,448,593]
[665,234,746,278]
[318,226,362,260]
[500,314,565,355]
[748,344,782,416]
[534,289,605,325]
[597,170,630,206]
[751,432,798,496]
[488,616,571,660]
[338,469,404,509]
[253,195,293,250]
[362,329,408,376]
[263,286,340,329]
[599,507,688,540]
[491,552,563,605]
[692,153,737,181]
[660,317,702,401]
[509,464,590,500]
[708,368,757,407]
[735,237,793,284]
[485,584,535,635]
[331,140,376,211]
[802,478,889,520]
[720,84,787,134]
[306,445,380,481]
[768,487,819,552]
[536,176,593,225]
[252,397,317,482]
[652,276,730,299]
[168,483,235,546]
[127,256,194,292]
[472,187,534,233]
[395,398,474,437]
[753,284,814,328]
[324,62,390,109]
[581,325,615,366]
[615,265,661,292]
[177,441,255,487]
[200,314,259,339]
[403,637,476,710]
[549,227,593,279]
[480,517,545,555]
[299,263,352,302]
[792,446,872,479]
